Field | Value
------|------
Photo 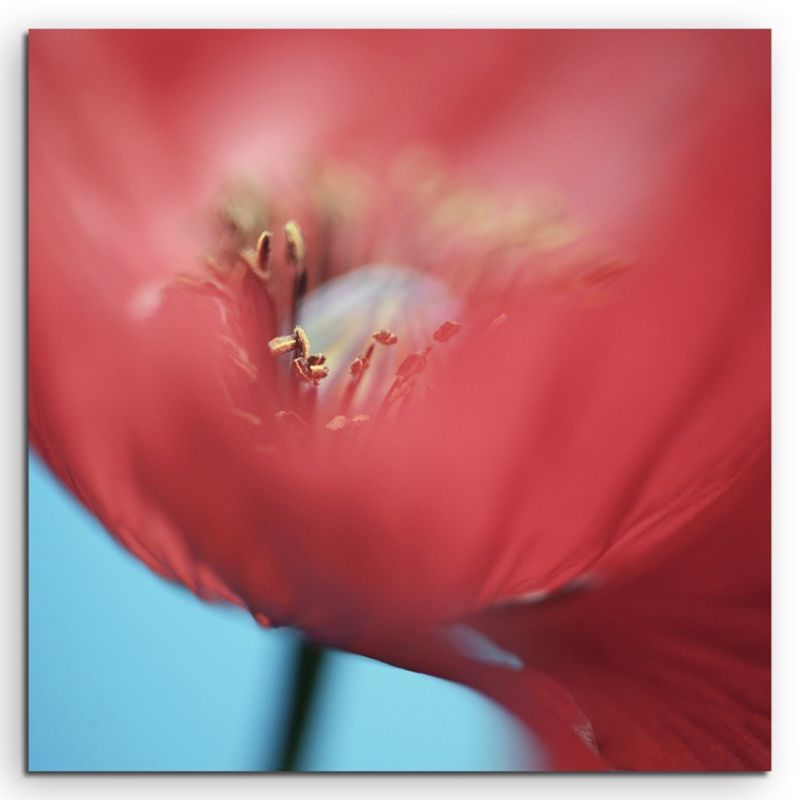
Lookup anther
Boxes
[293,357,329,386]
[268,333,299,356]
[349,356,367,378]
[256,231,272,273]
[373,329,399,346]
[308,364,330,383]
[237,239,271,281]
[349,343,375,378]
[268,326,310,359]
[294,327,311,360]
[235,232,271,280]
[432,320,462,343]
[284,220,306,266]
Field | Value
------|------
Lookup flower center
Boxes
[261,221,465,433]
[199,205,470,443]
[185,157,631,451]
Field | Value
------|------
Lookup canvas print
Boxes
[27,29,770,772]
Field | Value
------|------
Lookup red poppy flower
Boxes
[28,29,770,770]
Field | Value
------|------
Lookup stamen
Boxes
[432,320,462,343]
[230,209,470,437]
[396,349,430,379]
[308,364,330,383]
[373,319,461,418]
[293,357,330,386]
[268,326,311,359]
[256,231,272,274]
[349,343,375,378]
[293,357,313,382]
[379,347,431,413]
[284,220,306,266]
[268,332,299,356]
[237,230,272,281]
[294,327,311,360]
[340,341,377,414]
[373,329,399,346]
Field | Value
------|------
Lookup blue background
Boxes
[27,453,528,771]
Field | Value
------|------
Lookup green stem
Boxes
[275,638,326,772]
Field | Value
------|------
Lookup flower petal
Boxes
[464,450,770,770]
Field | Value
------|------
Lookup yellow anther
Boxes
[294,326,311,360]
[309,364,330,383]
[284,220,306,265]
[293,358,313,382]
[268,333,299,356]
[268,326,310,359]
[293,357,329,386]
[256,231,272,272]
[238,232,271,281]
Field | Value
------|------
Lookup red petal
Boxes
[463,450,770,770]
